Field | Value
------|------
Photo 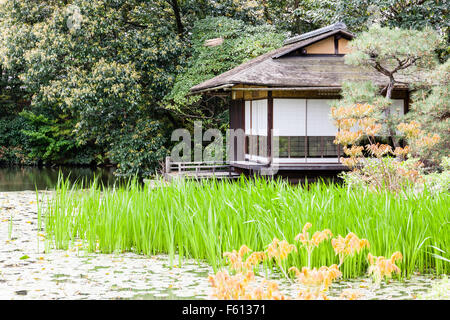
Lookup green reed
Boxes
[43,176,449,279]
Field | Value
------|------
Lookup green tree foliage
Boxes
[345,24,442,147]
[0,0,184,173]
[335,0,449,33]
[0,115,33,165]
[408,60,450,168]
[165,16,286,128]
[335,25,447,170]
[108,119,167,177]
[0,0,448,175]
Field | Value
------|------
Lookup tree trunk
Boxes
[384,77,400,149]
[169,0,184,38]
[294,0,301,34]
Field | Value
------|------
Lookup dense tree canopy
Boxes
[165,16,286,128]
[0,0,448,176]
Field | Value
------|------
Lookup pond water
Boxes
[0,166,118,192]
[0,175,447,300]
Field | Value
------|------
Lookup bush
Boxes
[107,119,168,177]
[0,116,35,165]
[339,157,424,193]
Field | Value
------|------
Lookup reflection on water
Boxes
[0,166,118,191]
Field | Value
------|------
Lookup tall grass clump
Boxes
[44,176,449,279]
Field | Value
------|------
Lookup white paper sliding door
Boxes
[306,99,338,136]
[245,99,268,162]
[272,99,307,163]
[273,99,306,136]
[245,100,268,136]
[306,99,339,162]
[245,101,251,135]
[253,99,268,136]
[272,98,339,163]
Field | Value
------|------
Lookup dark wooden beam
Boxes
[267,91,273,164]
[305,99,308,159]
[241,100,246,160]
[334,35,339,55]
[405,91,410,114]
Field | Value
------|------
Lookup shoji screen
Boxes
[253,99,268,136]
[245,100,268,136]
[306,99,337,136]
[245,101,251,135]
[273,99,306,136]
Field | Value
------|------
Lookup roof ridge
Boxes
[284,22,347,45]
[273,29,353,59]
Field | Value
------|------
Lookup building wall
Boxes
[304,37,335,54]
[229,93,407,165]
[338,38,351,54]
[301,35,351,55]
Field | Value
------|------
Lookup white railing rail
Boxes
[165,156,232,175]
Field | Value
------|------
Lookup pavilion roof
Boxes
[190,23,414,94]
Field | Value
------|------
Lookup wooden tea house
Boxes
[187,22,410,180]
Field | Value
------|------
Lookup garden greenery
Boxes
[1,1,448,176]
[43,177,449,280]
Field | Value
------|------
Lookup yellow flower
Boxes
[266,238,296,261]
[332,232,370,266]
[238,245,251,257]
[292,265,342,291]
[244,251,266,270]
[295,223,333,250]
[311,229,333,246]
[367,251,403,285]
[223,245,265,272]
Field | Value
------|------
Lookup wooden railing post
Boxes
[165,156,171,173]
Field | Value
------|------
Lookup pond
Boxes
[0,166,118,192]
[0,171,447,300]
[0,190,447,300]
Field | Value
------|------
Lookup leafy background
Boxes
[0,0,448,176]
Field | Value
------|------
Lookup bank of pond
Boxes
[0,166,117,192]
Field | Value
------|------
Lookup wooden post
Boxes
[405,90,410,114]
[267,91,273,165]
[242,100,246,161]
[305,99,308,162]
[166,156,171,173]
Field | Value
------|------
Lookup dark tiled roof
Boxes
[190,24,415,93]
